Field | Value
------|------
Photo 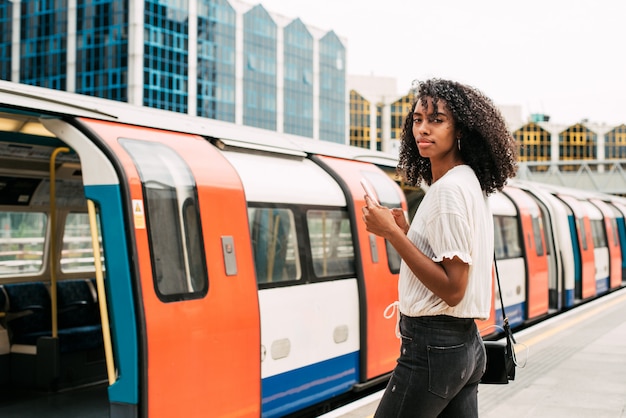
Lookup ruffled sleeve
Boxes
[426,184,473,264]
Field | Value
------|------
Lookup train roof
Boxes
[0,80,399,168]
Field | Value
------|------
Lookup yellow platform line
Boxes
[519,290,626,350]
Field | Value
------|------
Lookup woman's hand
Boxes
[391,208,409,234]
[362,196,406,238]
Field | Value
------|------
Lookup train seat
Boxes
[2,282,53,388]
[3,282,52,346]
[57,279,103,353]
[2,281,106,390]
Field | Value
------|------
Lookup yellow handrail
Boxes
[49,147,69,339]
[87,199,116,385]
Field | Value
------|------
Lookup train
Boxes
[0,79,625,418]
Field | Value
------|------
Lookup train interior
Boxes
[0,110,109,416]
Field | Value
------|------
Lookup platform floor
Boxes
[322,287,626,418]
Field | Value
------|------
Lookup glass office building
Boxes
[76,1,129,101]
[0,0,347,144]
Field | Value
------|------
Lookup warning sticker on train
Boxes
[133,199,146,229]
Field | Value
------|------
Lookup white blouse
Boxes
[398,165,494,320]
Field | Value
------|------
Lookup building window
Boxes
[349,90,371,149]
[283,18,313,137]
[605,124,626,159]
[197,0,236,122]
[243,5,277,131]
[513,122,551,171]
[319,31,346,143]
[20,0,68,90]
[390,93,414,140]
[143,0,189,114]
[559,123,597,170]
[0,2,12,81]
[76,0,129,101]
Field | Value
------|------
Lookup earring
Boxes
[457,139,461,151]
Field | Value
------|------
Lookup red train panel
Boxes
[315,155,404,381]
[503,186,550,320]
[79,118,261,417]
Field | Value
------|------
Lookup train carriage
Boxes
[0,80,405,417]
[489,191,526,328]
[587,198,622,293]
[511,180,577,310]
[606,198,626,283]
[1,80,626,418]
[549,191,597,301]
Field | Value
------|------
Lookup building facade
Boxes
[348,75,626,169]
[0,0,347,144]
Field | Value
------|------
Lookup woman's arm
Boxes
[362,197,469,306]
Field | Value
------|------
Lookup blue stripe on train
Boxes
[564,288,575,307]
[262,351,359,418]
[84,184,139,406]
[495,301,525,329]
[596,277,609,295]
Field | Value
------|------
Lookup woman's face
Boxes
[411,97,460,162]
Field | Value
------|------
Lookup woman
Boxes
[363,78,517,417]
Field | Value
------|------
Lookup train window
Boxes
[611,218,619,246]
[361,170,401,208]
[120,139,208,301]
[307,209,355,278]
[0,211,47,276]
[493,216,506,260]
[248,207,300,284]
[531,216,545,256]
[590,219,607,248]
[494,215,522,260]
[61,212,104,273]
[578,218,588,250]
[607,205,622,246]
[359,170,403,273]
[386,240,401,274]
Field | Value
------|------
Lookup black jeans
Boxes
[375,314,486,418]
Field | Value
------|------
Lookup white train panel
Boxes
[258,279,360,378]
[222,151,346,206]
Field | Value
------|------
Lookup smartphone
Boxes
[360,178,380,206]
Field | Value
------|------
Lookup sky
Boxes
[255,0,626,126]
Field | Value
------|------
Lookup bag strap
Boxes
[493,253,516,344]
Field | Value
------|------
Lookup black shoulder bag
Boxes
[480,256,517,384]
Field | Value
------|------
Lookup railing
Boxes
[516,160,626,195]
[0,236,102,276]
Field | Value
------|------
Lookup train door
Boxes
[220,148,363,417]
[489,191,526,328]
[312,155,405,382]
[502,186,549,322]
[65,118,261,417]
[0,112,118,417]
[589,199,621,291]
[538,194,577,308]
[516,182,567,312]
[608,200,626,283]
[556,194,596,301]
[580,201,609,294]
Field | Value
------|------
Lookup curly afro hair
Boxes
[397,78,518,195]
